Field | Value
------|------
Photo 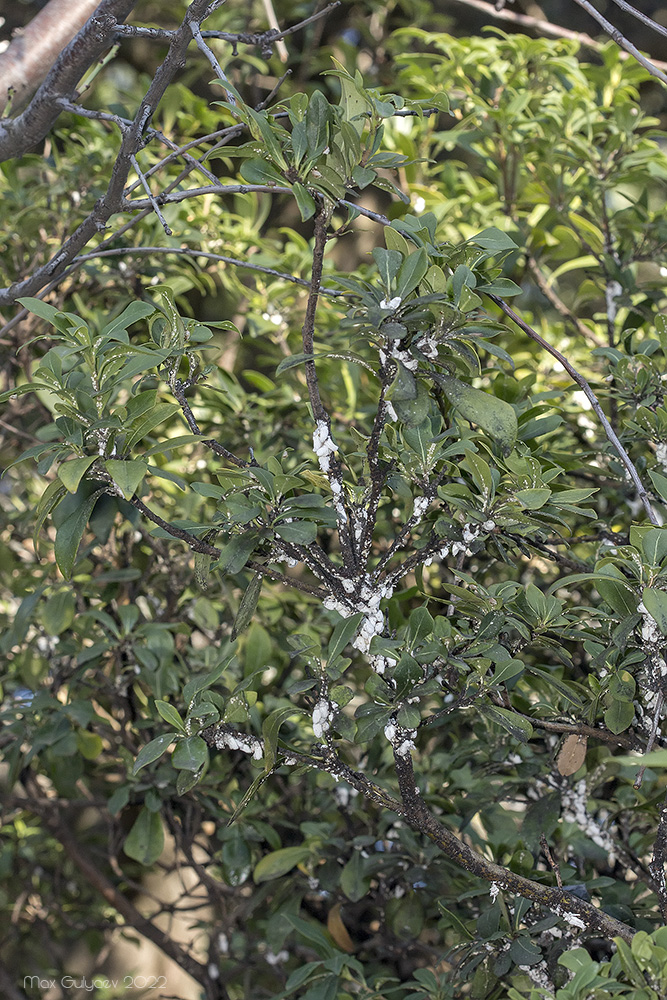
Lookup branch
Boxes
[487,294,660,526]
[524,254,604,348]
[0,0,137,162]
[607,0,667,41]
[0,0,101,113]
[168,377,252,469]
[21,782,221,996]
[0,0,214,308]
[304,207,358,574]
[73,246,347,296]
[448,0,667,72]
[129,495,222,556]
[649,788,667,921]
[129,496,329,597]
[570,0,667,85]
[237,740,636,943]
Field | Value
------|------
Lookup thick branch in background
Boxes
[0,0,102,114]
[0,0,211,308]
[0,0,137,162]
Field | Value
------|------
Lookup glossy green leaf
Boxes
[253,845,312,883]
[642,587,667,634]
[327,612,364,665]
[132,733,178,774]
[58,456,98,494]
[104,459,147,500]
[482,705,533,743]
[172,735,208,771]
[155,700,185,732]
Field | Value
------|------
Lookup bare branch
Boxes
[488,294,660,526]
[0,0,212,307]
[130,154,173,235]
[0,0,137,162]
[448,0,667,72]
[570,0,667,85]
[0,0,101,113]
[607,0,667,40]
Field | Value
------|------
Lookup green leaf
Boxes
[240,158,285,186]
[386,360,417,402]
[436,375,517,453]
[101,300,155,337]
[104,459,148,500]
[373,247,403,292]
[124,402,179,451]
[292,182,317,220]
[216,533,258,575]
[609,670,636,702]
[482,705,533,743]
[490,658,524,686]
[478,277,522,296]
[642,587,667,634]
[246,108,287,168]
[58,456,98,493]
[328,59,371,135]
[649,468,667,503]
[471,228,518,252]
[327,613,364,665]
[253,845,312,883]
[395,247,428,299]
[155,700,185,732]
[231,573,262,640]
[17,296,66,325]
[641,528,667,566]
[172,735,208,771]
[604,699,634,735]
[40,589,76,635]
[305,89,331,158]
[132,733,177,774]
[509,936,542,966]
[340,851,371,902]
[262,705,306,772]
[515,488,551,509]
[54,488,105,578]
[595,574,639,618]
[275,520,318,544]
[123,806,164,865]
[228,770,270,825]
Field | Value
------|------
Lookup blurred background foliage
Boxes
[3,2,667,999]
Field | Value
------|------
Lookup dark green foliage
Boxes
[2,4,667,998]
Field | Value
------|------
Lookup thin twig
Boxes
[72,245,347,296]
[190,20,237,105]
[540,834,563,888]
[606,0,667,40]
[570,0,667,85]
[447,0,667,72]
[524,254,604,348]
[130,154,173,235]
[487,294,660,526]
[261,0,288,61]
[0,0,213,308]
